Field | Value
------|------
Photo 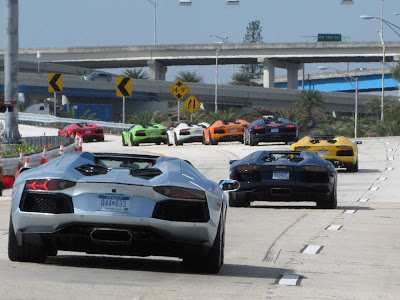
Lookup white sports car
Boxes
[167,122,209,146]
[8,152,238,273]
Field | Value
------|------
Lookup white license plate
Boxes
[85,130,91,133]
[318,150,329,156]
[150,131,157,135]
[194,130,202,134]
[98,195,130,212]
[271,128,279,133]
[273,171,289,180]
[231,128,238,133]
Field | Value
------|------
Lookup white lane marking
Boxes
[387,167,394,171]
[326,225,342,231]
[379,177,387,180]
[301,245,323,254]
[358,198,369,203]
[388,157,394,161]
[370,186,379,191]
[344,210,356,214]
[387,149,393,152]
[278,275,301,286]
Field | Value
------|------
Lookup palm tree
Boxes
[127,111,169,125]
[294,90,324,119]
[123,68,148,79]
[175,71,203,83]
[231,72,257,86]
[274,108,303,123]
[392,63,400,83]
[204,107,243,124]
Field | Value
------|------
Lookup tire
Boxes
[347,160,358,173]
[8,215,47,263]
[228,192,250,207]
[155,141,161,145]
[209,133,218,145]
[317,184,337,209]
[183,216,225,274]
[202,133,209,145]
[249,137,258,146]
[122,135,128,146]
[167,138,173,146]
[244,131,250,145]
[130,134,139,146]
[174,134,182,146]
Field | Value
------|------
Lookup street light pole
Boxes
[209,34,228,114]
[146,0,157,45]
[377,28,385,121]
[318,66,359,138]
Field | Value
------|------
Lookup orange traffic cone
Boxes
[74,134,79,151]
[15,149,24,179]
[24,157,30,168]
[78,134,83,151]
[41,145,48,164]
[59,142,64,156]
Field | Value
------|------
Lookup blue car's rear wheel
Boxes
[8,215,47,263]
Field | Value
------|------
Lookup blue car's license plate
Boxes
[272,171,289,180]
[98,195,130,212]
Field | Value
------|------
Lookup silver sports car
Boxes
[8,152,238,273]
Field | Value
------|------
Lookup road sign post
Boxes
[48,73,63,116]
[169,80,190,123]
[116,77,132,123]
[183,95,201,122]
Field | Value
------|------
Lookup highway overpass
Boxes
[0,72,386,122]
[2,41,399,89]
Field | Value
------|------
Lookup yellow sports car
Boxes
[290,135,362,172]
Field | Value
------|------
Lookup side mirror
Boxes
[19,167,31,174]
[355,141,362,145]
[229,160,237,165]
[219,180,240,191]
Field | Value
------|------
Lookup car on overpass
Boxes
[81,72,112,82]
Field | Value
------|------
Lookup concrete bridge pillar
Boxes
[148,60,167,80]
[287,64,303,90]
[257,58,276,88]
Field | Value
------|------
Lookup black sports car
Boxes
[228,150,337,209]
[244,116,298,146]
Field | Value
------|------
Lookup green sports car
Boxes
[122,124,168,146]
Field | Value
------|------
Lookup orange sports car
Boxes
[203,119,250,145]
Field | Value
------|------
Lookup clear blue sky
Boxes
[0,0,399,84]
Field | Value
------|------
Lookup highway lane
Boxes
[0,126,399,299]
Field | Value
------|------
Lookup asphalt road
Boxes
[0,125,399,299]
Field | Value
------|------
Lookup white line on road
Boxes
[344,210,356,214]
[388,157,394,161]
[387,149,393,152]
[278,275,301,286]
[387,167,394,171]
[370,186,379,191]
[301,245,323,254]
[326,225,342,231]
[358,198,369,202]
[379,177,387,180]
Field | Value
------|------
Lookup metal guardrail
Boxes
[0,112,132,130]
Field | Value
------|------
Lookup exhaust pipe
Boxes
[90,228,132,243]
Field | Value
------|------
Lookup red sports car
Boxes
[58,123,104,142]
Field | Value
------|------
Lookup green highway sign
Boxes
[318,34,342,42]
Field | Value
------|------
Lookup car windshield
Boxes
[96,157,156,170]
[263,152,303,162]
